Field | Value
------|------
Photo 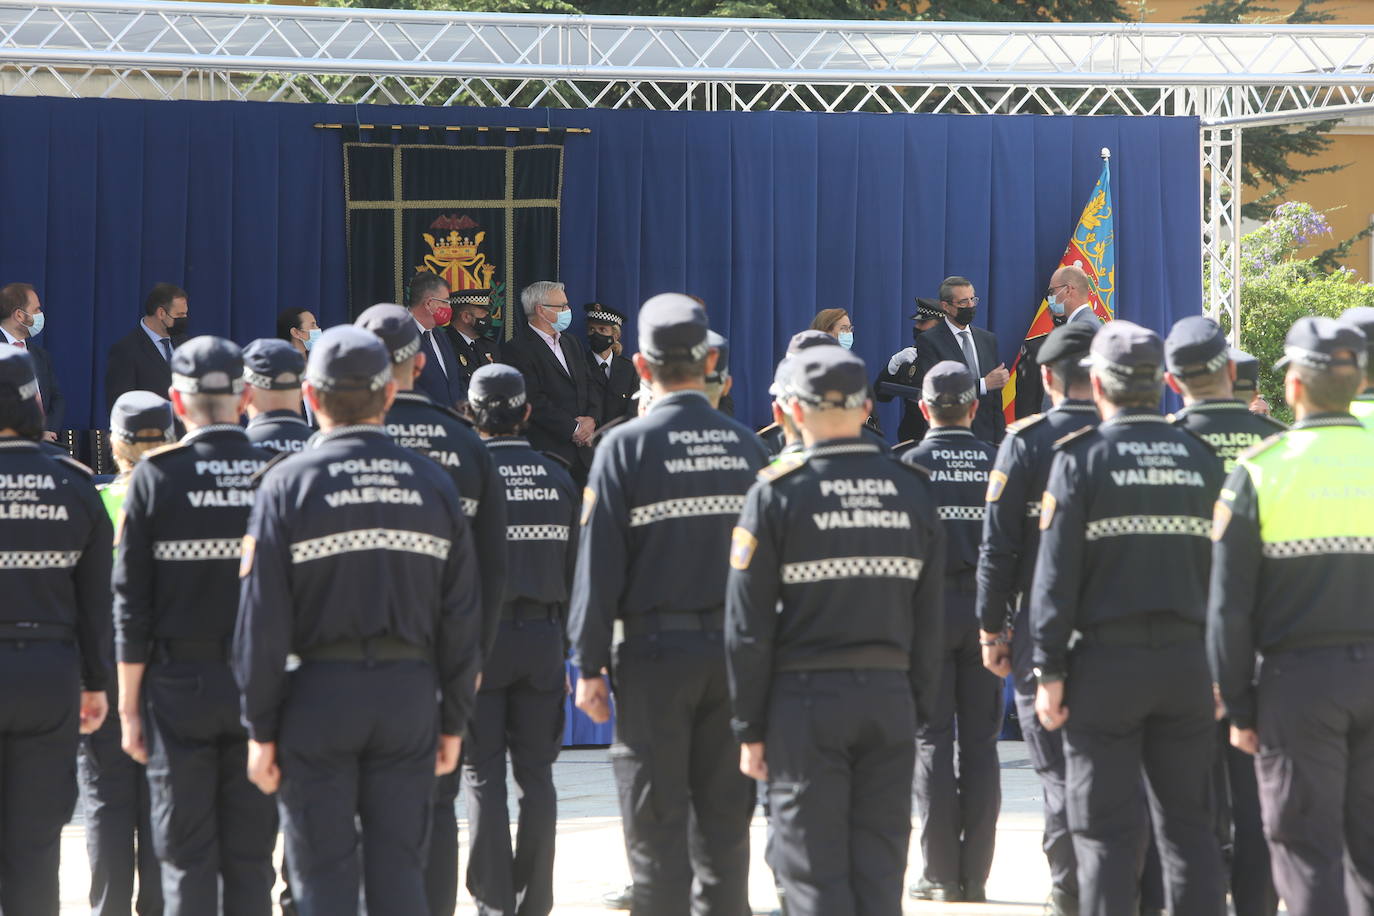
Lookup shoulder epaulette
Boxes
[1053,425,1097,450]
[892,438,918,452]
[1166,412,1179,424]
[539,450,573,471]
[1172,423,1215,452]
[143,441,188,463]
[249,449,295,487]
[758,450,808,483]
[756,422,779,436]
[414,397,474,428]
[53,454,94,478]
[1006,413,1045,435]
[589,414,632,445]
[896,457,932,479]
[1258,413,1289,432]
[1237,432,1285,463]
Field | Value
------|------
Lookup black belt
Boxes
[502,599,559,623]
[1079,615,1203,649]
[776,646,909,673]
[299,635,430,663]
[153,638,228,663]
[620,609,724,639]
[0,622,74,641]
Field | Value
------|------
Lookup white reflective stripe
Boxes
[461,497,479,518]
[781,555,924,584]
[152,538,243,561]
[291,528,451,564]
[1084,515,1211,541]
[507,524,570,542]
[628,495,746,527]
[937,505,985,522]
[1262,536,1374,559]
[0,550,82,569]
[1025,502,1042,519]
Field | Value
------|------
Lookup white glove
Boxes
[887,347,919,375]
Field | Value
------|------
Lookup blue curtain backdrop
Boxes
[0,96,1200,433]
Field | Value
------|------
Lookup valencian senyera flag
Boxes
[1003,152,1116,423]
[342,127,567,339]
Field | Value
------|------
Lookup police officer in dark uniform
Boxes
[443,289,501,394]
[1031,321,1226,916]
[570,293,769,916]
[461,363,579,916]
[725,345,945,916]
[976,322,1099,916]
[0,346,112,914]
[901,361,1001,904]
[233,325,483,916]
[1164,316,1286,916]
[243,338,312,455]
[586,303,638,425]
[1209,317,1374,916]
[1341,305,1374,427]
[83,392,173,916]
[353,302,507,916]
[112,336,278,916]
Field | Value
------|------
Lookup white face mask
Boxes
[21,310,43,337]
[304,328,322,350]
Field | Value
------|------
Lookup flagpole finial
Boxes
[1101,147,1111,160]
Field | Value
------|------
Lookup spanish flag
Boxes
[1002,152,1116,424]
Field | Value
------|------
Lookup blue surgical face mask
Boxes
[1048,294,1066,317]
[305,328,322,351]
[24,311,43,337]
[549,307,572,333]
[837,331,854,350]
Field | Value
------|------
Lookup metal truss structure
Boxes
[5,0,1374,330]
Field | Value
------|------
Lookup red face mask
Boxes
[430,304,454,326]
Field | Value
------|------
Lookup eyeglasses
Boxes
[541,303,570,312]
[836,324,855,333]
[950,296,979,307]
[1046,283,1070,297]
[424,296,449,309]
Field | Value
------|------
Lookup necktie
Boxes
[603,360,611,379]
[959,330,980,377]
[159,338,173,362]
[426,330,448,378]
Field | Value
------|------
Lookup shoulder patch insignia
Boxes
[1237,432,1284,463]
[238,534,256,578]
[758,451,807,483]
[1006,413,1045,435]
[580,487,597,527]
[986,469,1008,503]
[1039,491,1057,531]
[1053,425,1096,450]
[729,526,758,571]
[1210,500,1232,543]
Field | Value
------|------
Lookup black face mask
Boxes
[472,315,493,337]
[168,315,189,337]
[588,331,615,354]
[912,324,928,343]
[954,306,977,326]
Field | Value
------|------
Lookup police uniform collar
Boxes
[1176,399,1245,415]
[248,410,309,427]
[394,391,434,406]
[1103,408,1168,425]
[1356,391,1374,400]
[485,436,530,448]
[809,438,880,459]
[311,424,389,445]
[923,426,976,440]
[647,389,709,413]
[0,437,39,451]
[1291,413,1364,430]
[1052,399,1097,414]
[181,424,249,444]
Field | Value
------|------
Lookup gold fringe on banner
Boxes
[314,123,590,134]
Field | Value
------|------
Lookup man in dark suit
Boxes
[0,283,64,440]
[583,302,638,426]
[892,277,1008,445]
[104,283,189,415]
[406,271,467,409]
[441,289,501,396]
[1014,265,1106,418]
[501,281,601,483]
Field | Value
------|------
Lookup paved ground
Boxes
[58,743,1055,914]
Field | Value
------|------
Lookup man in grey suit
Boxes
[1013,265,1104,417]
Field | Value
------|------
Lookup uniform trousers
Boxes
[1062,638,1224,916]
[0,640,80,916]
[913,587,1003,891]
[463,617,565,916]
[79,701,163,916]
[142,660,278,916]
[427,771,460,915]
[277,659,439,916]
[1255,644,1374,916]
[764,670,916,916]
[610,629,753,916]
[1213,722,1277,916]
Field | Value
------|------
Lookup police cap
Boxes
[0,346,39,403]
[922,360,977,407]
[1082,320,1165,391]
[1038,321,1098,367]
[1340,306,1374,358]
[110,391,174,443]
[706,330,730,383]
[786,329,840,355]
[1275,315,1368,371]
[1231,348,1261,394]
[1165,315,1229,379]
[790,346,868,409]
[769,356,796,401]
[241,338,305,391]
[468,363,526,410]
[305,326,393,392]
[585,302,625,327]
[450,289,492,310]
[910,297,945,322]
[638,293,710,363]
[354,303,422,364]
[171,336,245,396]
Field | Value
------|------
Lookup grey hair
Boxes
[1056,264,1093,294]
[1092,367,1162,408]
[180,392,243,425]
[521,281,566,318]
